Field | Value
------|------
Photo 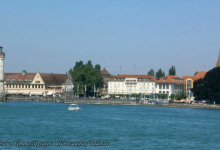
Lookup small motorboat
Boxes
[68,104,81,111]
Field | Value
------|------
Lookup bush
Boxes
[169,100,174,103]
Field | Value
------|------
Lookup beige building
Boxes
[4,70,72,97]
[183,71,207,99]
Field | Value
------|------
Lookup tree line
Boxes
[147,65,176,79]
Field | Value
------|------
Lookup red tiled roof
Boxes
[101,68,111,76]
[40,73,67,85]
[183,71,207,81]
[182,76,195,80]
[156,75,184,84]
[5,73,36,84]
[109,75,156,81]
[194,71,207,80]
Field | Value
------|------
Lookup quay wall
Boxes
[65,99,138,105]
[3,98,220,110]
[141,103,220,109]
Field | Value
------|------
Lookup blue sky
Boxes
[0,0,219,77]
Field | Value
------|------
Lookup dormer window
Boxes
[11,79,15,83]
[24,80,28,83]
[29,80,32,83]
[17,79,21,83]
[114,78,116,80]
[144,78,146,81]
[7,79,10,83]
[163,78,166,81]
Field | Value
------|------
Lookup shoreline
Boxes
[2,98,220,110]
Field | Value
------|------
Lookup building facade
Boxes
[108,75,156,95]
[156,75,185,96]
[4,71,73,97]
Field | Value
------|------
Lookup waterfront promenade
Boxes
[3,97,220,110]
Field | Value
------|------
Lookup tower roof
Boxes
[101,68,111,76]
[216,52,220,67]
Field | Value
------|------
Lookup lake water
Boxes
[0,101,220,149]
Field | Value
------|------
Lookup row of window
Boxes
[6,84,44,89]
[159,91,169,94]
[7,79,32,84]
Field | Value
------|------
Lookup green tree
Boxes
[191,67,220,103]
[169,66,176,75]
[69,60,103,97]
[156,69,165,79]
[169,94,175,100]
[95,64,101,71]
[194,71,198,76]
[148,69,155,76]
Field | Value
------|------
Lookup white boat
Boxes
[68,104,81,111]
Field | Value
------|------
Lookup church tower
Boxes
[216,50,220,67]
[0,45,5,100]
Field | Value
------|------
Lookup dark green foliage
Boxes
[169,93,186,100]
[74,61,83,69]
[69,60,103,97]
[157,94,168,99]
[169,66,176,75]
[194,71,198,76]
[95,64,101,71]
[148,69,155,76]
[191,67,220,104]
[156,69,165,79]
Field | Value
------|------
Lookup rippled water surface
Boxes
[0,101,220,149]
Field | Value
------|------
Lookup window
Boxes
[17,80,21,83]
[29,80,32,83]
[7,80,10,83]
[24,80,28,83]
[11,80,15,83]
[35,81,40,83]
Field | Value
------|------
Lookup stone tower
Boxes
[0,45,5,100]
[216,50,220,67]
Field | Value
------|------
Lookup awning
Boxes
[17,91,24,94]
[8,91,18,94]
[47,91,54,95]
[22,91,30,95]
[30,92,43,95]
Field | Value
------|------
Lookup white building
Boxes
[156,75,185,96]
[0,45,5,100]
[108,75,156,95]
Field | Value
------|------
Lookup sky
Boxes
[0,0,219,77]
